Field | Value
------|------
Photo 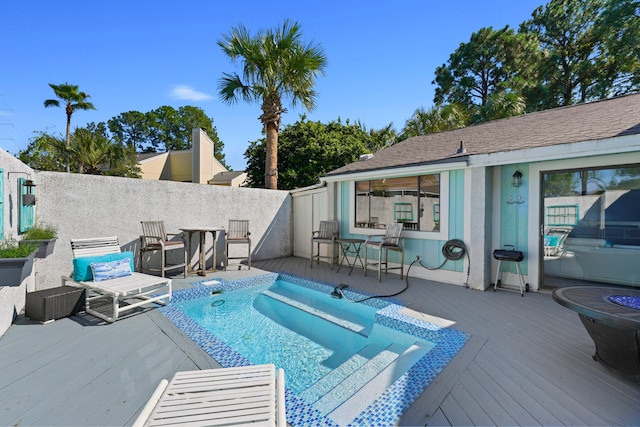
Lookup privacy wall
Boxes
[33,171,293,293]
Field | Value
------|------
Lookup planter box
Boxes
[26,286,86,323]
[21,238,57,258]
[0,252,36,286]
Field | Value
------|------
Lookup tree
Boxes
[18,127,140,178]
[244,117,370,190]
[355,120,398,153]
[401,104,468,139]
[218,20,327,189]
[433,26,540,114]
[43,83,95,172]
[591,0,640,97]
[472,91,527,123]
[107,106,227,167]
[18,132,67,172]
[519,0,640,107]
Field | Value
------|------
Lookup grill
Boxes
[493,245,528,296]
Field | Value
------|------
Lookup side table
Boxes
[26,286,86,324]
[336,238,365,275]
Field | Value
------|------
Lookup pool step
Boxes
[298,343,387,404]
[313,342,409,415]
[261,289,368,334]
[329,341,433,425]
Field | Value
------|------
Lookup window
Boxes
[355,174,440,231]
[547,205,579,226]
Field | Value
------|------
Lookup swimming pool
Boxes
[162,273,468,426]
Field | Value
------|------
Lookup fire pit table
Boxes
[552,286,640,382]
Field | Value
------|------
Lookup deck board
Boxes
[1,256,639,426]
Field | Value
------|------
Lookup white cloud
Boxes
[171,85,213,101]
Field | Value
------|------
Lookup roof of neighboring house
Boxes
[136,152,167,162]
[208,171,246,185]
[326,93,640,177]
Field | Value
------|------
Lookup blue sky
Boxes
[1,0,544,171]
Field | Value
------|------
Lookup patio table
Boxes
[336,238,365,275]
[180,226,224,276]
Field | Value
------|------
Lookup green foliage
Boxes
[433,26,540,112]
[520,0,639,107]
[22,224,57,240]
[107,106,227,167]
[355,121,399,152]
[430,0,639,123]
[218,19,328,189]
[18,128,141,178]
[0,237,37,258]
[401,104,468,139]
[18,132,67,172]
[43,82,96,157]
[244,117,370,190]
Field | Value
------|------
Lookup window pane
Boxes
[419,174,440,231]
[355,181,374,227]
[355,174,440,232]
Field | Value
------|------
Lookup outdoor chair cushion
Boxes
[73,251,135,282]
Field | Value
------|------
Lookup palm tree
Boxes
[218,20,327,189]
[401,104,468,139]
[44,83,95,172]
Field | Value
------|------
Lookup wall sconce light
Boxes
[512,170,523,188]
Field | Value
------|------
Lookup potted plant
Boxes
[0,237,38,286]
[20,224,58,258]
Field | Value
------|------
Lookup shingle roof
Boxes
[325,93,640,177]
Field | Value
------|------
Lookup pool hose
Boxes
[335,239,470,303]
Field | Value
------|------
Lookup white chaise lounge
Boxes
[61,236,172,323]
[133,364,286,427]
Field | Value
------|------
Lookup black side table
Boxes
[336,238,365,275]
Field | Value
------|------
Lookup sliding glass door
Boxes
[542,165,640,288]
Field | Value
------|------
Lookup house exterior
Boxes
[319,93,640,292]
[138,128,247,186]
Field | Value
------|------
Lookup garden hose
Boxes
[335,239,471,303]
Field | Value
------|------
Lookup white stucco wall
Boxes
[31,171,292,294]
[0,149,36,336]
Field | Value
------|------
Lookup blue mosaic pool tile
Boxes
[163,272,469,427]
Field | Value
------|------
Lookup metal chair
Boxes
[139,221,187,278]
[364,222,405,282]
[310,220,339,268]
[225,220,251,270]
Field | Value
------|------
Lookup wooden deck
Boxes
[1,256,639,426]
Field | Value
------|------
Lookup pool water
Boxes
[177,280,431,394]
[162,273,469,426]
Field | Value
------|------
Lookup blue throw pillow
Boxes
[90,258,133,282]
[73,251,135,282]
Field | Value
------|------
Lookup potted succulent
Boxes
[0,237,38,286]
[20,224,58,258]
